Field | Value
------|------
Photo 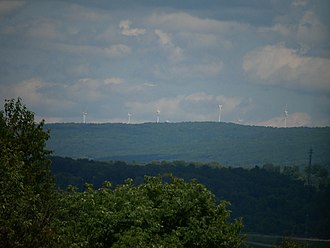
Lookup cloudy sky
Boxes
[0,0,329,127]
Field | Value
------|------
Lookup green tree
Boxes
[57,175,244,247]
[273,239,304,248]
[306,164,329,189]
[283,165,301,179]
[0,98,57,247]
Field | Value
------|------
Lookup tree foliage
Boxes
[273,239,305,248]
[0,98,57,247]
[56,175,244,247]
[51,156,330,239]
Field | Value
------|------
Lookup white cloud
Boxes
[154,29,183,62]
[185,92,241,114]
[143,83,157,87]
[150,12,253,63]
[104,77,124,85]
[0,77,125,112]
[149,12,243,55]
[105,44,131,57]
[125,92,241,122]
[69,77,124,101]
[155,29,172,46]
[125,96,183,123]
[113,81,157,95]
[149,12,249,33]
[184,92,213,102]
[119,20,146,36]
[243,43,330,92]
[0,79,74,112]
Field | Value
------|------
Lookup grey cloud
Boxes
[292,0,308,7]
[66,4,110,21]
[0,1,25,17]
[54,43,131,58]
[243,43,330,92]
[154,29,183,62]
[0,79,75,115]
[297,11,329,46]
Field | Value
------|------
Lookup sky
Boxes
[0,0,329,127]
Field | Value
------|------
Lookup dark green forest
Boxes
[50,156,330,239]
[45,122,330,166]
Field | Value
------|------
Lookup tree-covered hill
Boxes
[50,156,330,238]
[45,122,330,166]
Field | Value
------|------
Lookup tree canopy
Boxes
[0,98,57,247]
[56,175,244,248]
[51,156,330,239]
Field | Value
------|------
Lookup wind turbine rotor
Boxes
[284,106,288,128]
[82,112,87,124]
[127,113,132,124]
[218,104,223,122]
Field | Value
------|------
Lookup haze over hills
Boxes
[45,122,330,167]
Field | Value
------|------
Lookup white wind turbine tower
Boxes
[156,109,160,123]
[218,104,223,122]
[127,113,132,124]
[82,112,87,124]
[284,106,288,128]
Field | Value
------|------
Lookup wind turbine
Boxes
[218,104,223,122]
[82,112,87,124]
[127,113,132,124]
[284,106,288,128]
[156,109,160,123]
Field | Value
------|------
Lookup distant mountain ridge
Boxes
[45,122,330,166]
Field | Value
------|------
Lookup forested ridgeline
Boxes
[45,122,330,166]
[51,156,330,239]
